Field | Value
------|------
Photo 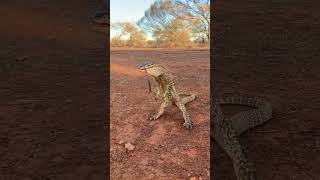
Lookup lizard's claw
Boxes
[149,115,157,121]
[183,122,193,129]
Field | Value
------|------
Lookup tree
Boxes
[137,0,177,33]
[111,36,126,47]
[138,0,210,47]
[127,30,146,47]
[138,0,193,47]
[110,22,147,47]
[152,18,192,47]
[173,0,210,42]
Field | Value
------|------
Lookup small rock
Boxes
[111,153,117,160]
[190,177,197,180]
[119,140,124,144]
[160,154,166,160]
[187,173,191,177]
[124,143,135,151]
[199,177,203,180]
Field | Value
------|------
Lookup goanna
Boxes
[139,62,195,129]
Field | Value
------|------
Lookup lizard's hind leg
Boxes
[180,94,196,105]
[175,101,193,128]
[150,101,172,120]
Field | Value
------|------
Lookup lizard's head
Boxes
[138,62,155,71]
[138,62,164,77]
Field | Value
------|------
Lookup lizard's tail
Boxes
[180,93,196,104]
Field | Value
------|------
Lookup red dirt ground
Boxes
[1,0,108,179]
[110,49,210,179]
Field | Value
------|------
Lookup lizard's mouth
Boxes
[138,66,148,72]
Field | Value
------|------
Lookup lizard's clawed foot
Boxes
[149,115,157,121]
[183,122,193,129]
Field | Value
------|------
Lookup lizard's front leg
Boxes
[149,101,172,120]
[175,101,193,129]
[151,78,161,101]
[153,87,161,101]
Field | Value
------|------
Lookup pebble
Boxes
[160,154,167,160]
[124,142,135,151]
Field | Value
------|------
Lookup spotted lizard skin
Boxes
[139,62,195,129]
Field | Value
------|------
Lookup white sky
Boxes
[110,0,156,40]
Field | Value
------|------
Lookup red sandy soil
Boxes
[212,0,320,179]
[110,49,210,179]
[1,0,108,179]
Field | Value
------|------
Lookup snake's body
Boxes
[212,93,272,180]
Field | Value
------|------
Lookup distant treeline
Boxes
[111,0,209,48]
